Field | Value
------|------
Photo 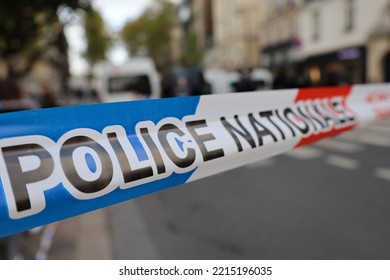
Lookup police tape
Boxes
[0,84,389,237]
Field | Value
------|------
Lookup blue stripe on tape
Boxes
[0,96,200,237]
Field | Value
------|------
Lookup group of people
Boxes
[230,63,350,93]
[161,70,213,98]
[231,68,258,93]
[0,78,57,114]
[160,63,352,98]
[0,78,58,259]
[272,63,349,90]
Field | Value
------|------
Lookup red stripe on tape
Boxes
[294,86,356,148]
[294,86,352,102]
[294,124,356,148]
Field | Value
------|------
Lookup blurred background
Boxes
[0,0,390,259]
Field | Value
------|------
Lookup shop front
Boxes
[303,46,366,86]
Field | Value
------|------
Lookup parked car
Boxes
[251,68,273,90]
[96,57,161,103]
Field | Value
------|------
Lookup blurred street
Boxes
[1,0,389,261]
[39,119,390,260]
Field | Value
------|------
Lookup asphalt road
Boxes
[106,119,390,260]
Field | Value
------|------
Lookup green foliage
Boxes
[0,0,87,78]
[121,0,176,72]
[181,30,204,67]
[83,6,111,68]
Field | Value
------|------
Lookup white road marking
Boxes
[285,147,323,160]
[339,133,390,147]
[325,155,359,170]
[245,159,275,169]
[366,125,390,134]
[374,167,390,182]
[315,139,364,153]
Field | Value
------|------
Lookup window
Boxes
[312,9,320,41]
[345,0,356,32]
[289,19,296,38]
[108,75,152,96]
[262,54,271,68]
[275,51,283,65]
[309,67,321,84]
[267,28,273,44]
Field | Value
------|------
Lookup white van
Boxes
[97,57,161,103]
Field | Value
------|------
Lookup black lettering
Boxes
[248,113,278,146]
[107,132,153,183]
[304,103,329,129]
[1,143,54,212]
[331,99,356,123]
[140,127,166,174]
[186,119,224,161]
[297,104,325,132]
[283,108,310,135]
[158,123,196,168]
[331,100,346,123]
[314,100,340,126]
[275,109,296,137]
[60,136,113,193]
[259,110,285,140]
[221,115,256,152]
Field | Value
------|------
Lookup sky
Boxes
[65,0,181,76]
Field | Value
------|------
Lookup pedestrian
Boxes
[161,74,175,98]
[39,83,58,108]
[272,65,296,89]
[325,63,345,86]
[232,68,255,92]
[0,78,37,259]
[175,75,190,97]
[190,71,212,96]
[293,65,311,88]
[0,79,38,113]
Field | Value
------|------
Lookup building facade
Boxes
[170,16,183,65]
[204,0,264,70]
[296,0,390,85]
[367,2,390,83]
[187,0,214,49]
[180,0,389,84]
[0,46,67,98]
[260,0,301,71]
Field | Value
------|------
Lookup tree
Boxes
[181,30,204,67]
[0,0,87,79]
[121,0,176,73]
[83,6,111,88]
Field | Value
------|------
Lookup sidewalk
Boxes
[47,209,113,260]
[46,199,160,260]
